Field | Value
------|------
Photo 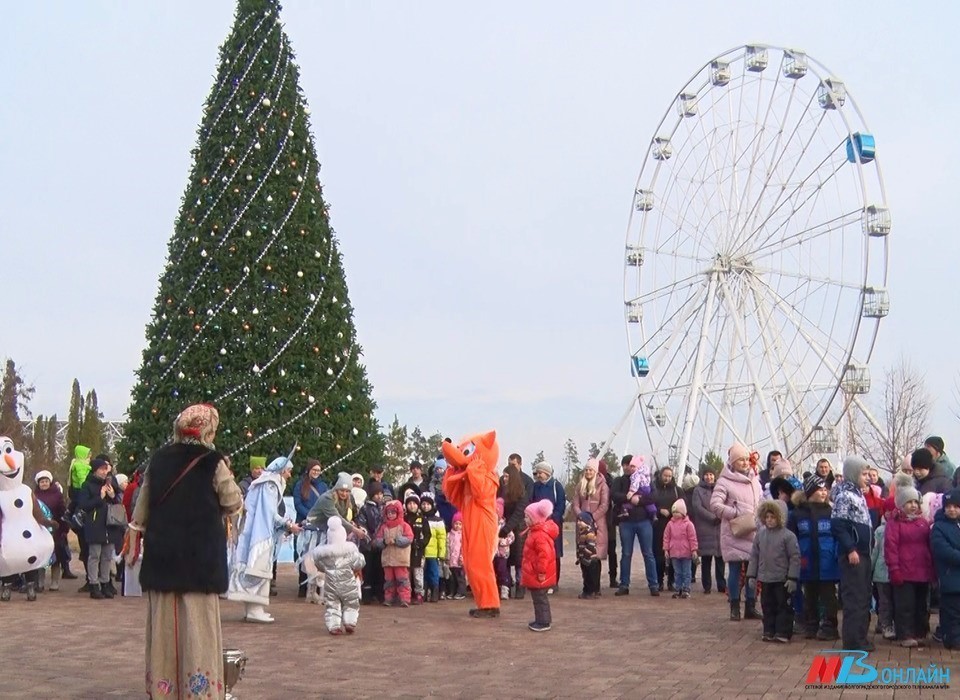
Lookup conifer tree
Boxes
[79,390,106,457]
[63,379,84,468]
[0,358,33,446]
[118,0,381,473]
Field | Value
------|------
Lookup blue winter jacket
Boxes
[293,475,328,521]
[930,510,960,594]
[531,478,566,556]
[788,500,839,582]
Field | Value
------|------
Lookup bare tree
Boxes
[852,356,931,473]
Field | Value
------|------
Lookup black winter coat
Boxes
[76,472,121,545]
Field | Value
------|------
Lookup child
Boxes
[403,493,431,605]
[618,455,658,521]
[309,517,366,635]
[789,475,839,640]
[575,512,600,599]
[446,512,466,600]
[747,501,800,642]
[522,500,558,632]
[373,500,414,607]
[495,498,515,600]
[420,492,447,603]
[931,489,960,650]
[830,455,875,651]
[871,472,911,641]
[663,498,698,599]
[357,483,385,605]
[885,479,934,647]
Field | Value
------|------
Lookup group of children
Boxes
[306,481,563,634]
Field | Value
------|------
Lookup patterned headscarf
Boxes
[173,404,219,447]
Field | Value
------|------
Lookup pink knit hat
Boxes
[585,457,600,470]
[728,442,749,464]
[452,512,463,524]
[772,459,794,479]
[671,498,687,516]
[525,499,554,524]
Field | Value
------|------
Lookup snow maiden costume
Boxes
[309,516,365,634]
[0,437,56,602]
[227,453,297,623]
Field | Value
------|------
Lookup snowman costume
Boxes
[1,437,56,601]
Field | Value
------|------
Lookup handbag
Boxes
[106,502,128,527]
[730,511,756,537]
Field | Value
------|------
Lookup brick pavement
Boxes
[0,552,957,699]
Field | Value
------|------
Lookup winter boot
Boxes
[49,567,61,592]
[25,582,37,602]
[500,585,509,600]
[89,584,104,600]
[102,582,116,599]
[729,601,741,621]
[429,586,439,603]
[0,584,11,602]
[515,585,526,600]
[37,569,46,593]
[244,604,274,623]
[61,565,78,580]
[744,600,761,620]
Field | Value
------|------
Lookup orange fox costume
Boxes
[442,431,501,616]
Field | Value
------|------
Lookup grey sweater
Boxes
[746,524,800,583]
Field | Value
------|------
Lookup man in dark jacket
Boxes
[758,450,783,489]
[611,457,659,596]
[366,465,395,500]
[914,448,952,495]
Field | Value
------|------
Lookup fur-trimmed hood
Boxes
[757,499,787,528]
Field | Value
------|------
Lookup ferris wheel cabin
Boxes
[841,363,871,394]
[846,132,876,163]
[862,287,890,318]
[782,50,808,78]
[631,355,650,378]
[625,244,645,266]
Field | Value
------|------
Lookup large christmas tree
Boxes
[118,0,382,475]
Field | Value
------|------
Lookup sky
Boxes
[2,1,958,479]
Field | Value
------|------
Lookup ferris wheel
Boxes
[620,44,889,469]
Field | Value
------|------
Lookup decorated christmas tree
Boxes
[118,0,382,475]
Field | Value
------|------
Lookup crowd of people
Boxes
[3,415,960,699]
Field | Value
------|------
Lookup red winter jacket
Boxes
[884,512,935,585]
[521,520,560,589]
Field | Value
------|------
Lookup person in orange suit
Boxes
[442,431,501,618]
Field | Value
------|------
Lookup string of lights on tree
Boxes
[118,0,383,471]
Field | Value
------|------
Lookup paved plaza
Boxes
[0,553,957,699]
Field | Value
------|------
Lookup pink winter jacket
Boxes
[710,465,762,562]
[884,513,934,584]
[663,516,698,559]
[447,529,463,568]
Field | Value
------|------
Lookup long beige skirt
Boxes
[146,591,225,699]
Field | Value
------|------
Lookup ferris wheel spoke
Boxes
[747,208,862,261]
[746,82,829,230]
[750,274,852,371]
[738,141,847,257]
[638,287,708,370]
[628,272,703,306]
[748,279,815,445]
[750,265,861,291]
[732,58,787,241]
[736,88,821,250]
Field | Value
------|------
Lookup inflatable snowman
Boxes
[0,436,55,577]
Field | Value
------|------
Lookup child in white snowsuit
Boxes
[310,516,366,635]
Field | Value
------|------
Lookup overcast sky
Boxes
[2,1,957,476]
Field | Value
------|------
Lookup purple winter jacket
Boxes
[884,512,934,584]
